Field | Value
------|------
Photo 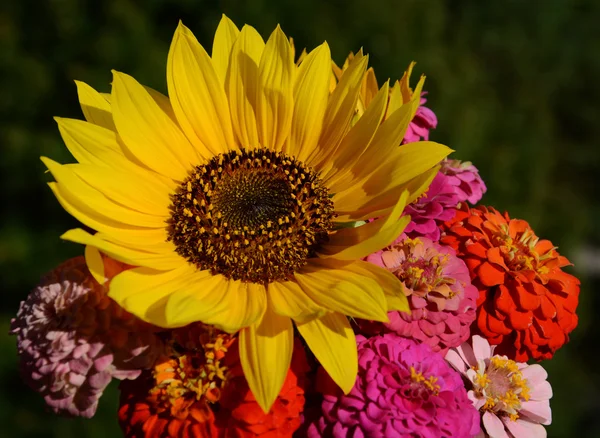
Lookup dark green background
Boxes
[1,0,598,436]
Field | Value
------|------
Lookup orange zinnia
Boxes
[118,324,307,438]
[441,204,580,361]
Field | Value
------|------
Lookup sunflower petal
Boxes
[168,22,236,156]
[307,52,368,169]
[334,259,410,313]
[68,164,170,215]
[111,71,198,179]
[212,14,240,85]
[55,117,123,166]
[61,229,183,270]
[239,300,293,413]
[109,263,203,327]
[296,312,357,394]
[225,25,264,149]
[256,25,294,152]
[322,191,410,260]
[289,42,331,161]
[269,280,327,323]
[322,81,389,191]
[165,277,267,333]
[85,245,105,285]
[337,165,440,223]
[295,259,388,321]
[75,81,115,131]
[43,158,169,228]
[54,118,177,192]
[333,142,452,221]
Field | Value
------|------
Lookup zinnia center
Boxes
[167,148,335,283]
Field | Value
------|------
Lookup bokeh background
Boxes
[1,0,598,436]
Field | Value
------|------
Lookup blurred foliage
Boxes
[0,0,598,436]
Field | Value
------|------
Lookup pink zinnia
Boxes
[307,334,480,437]
[402,94,438,144]
[10,256,164,417]
[364,235,478,354]
[441,159,487,205]
[445,335,552,438]
[402,171,459,241]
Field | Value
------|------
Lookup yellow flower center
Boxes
[473,356,531,421]
[410,366,441,395]
[493,223,555,275]
[149,329,235,420]
[167,148,335,283]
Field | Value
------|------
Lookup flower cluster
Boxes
[12,14,579,438]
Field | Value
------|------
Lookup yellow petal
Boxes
[43,158,169,228]
[143,85,179,125]
[322,81,389,191]
[307,53,368,170]
[68,164,170,215]
[56,117,122,164]
[85,245,105,285]
[296,312,357,393]
[48,182,170,248]
[54,118,177,191]
[239,300,293,412]
[225,25,264,149]
[295,259,388,321]
[212,14,240,85]
[334,259,410,313]
[61,228,183,270]
[165,277,267,333]
[288,42,331,161]
[75,81,115,131]
[322,191,410,260]
[269,280,327,323]
[109,263,202,327]
[340,98,419,186]
[345,166,440,222]
[168,22,236,156]
[256,25,294,152]
[333,142,452,221]
[111,71,198,179]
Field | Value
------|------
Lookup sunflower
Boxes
[42,15,451,411]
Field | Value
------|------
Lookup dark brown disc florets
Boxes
[167,148,335,283]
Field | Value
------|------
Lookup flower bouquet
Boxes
[11,15,580,438]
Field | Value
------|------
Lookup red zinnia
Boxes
[441,205,580,361]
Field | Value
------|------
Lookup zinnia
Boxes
[440,159,487,205]
[364,235,478,354]
[43,14,451,410]
[446,335,552,438]
[307,334,481,437]
[10,256,163,417]
[441,205,580,361]
[118,325,308,437]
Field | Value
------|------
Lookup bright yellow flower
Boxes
[42,15,451,412]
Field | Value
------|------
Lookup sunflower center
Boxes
[167,148,335,283]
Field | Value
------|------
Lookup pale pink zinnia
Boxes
[363,235,478,354]
[307,334,481,437]
[10,256,164,417]
[445,335,552,438]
